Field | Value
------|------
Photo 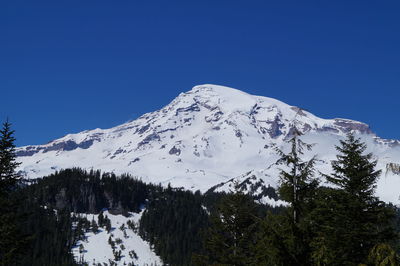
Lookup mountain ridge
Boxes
[16,84,400,204]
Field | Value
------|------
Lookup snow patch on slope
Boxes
[72,210,162,266]
[210,169,287,207]
[16,84,400,204]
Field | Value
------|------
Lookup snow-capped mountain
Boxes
[16,84,400,204]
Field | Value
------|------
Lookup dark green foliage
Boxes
[104,215,112,233]
[28,168,148,214]
[309,187,352,265]
[275,127,319,224]
[194,189,260,266]
[139,186,209,266]
[0,120,28,265]
[0,120,21,192]
[326,133,380,199]
[366,243,400,266]
[98,211,104,226]
[394,206,400,253]
[255,211,303,266]
[20,168,242,265]
[91,218,99,233]
[14,168,150,265]
[310,133,398,265]
[113,249,122,261]
[0,120,77,265]
[1,167,151,265]
[253,132,400,266]
[1,121,398,265]
[257,128,318,266]
[129,249,138,260]
[16,198,77,266]
[0,193,30,265]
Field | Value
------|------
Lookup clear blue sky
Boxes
[1,0,400,146]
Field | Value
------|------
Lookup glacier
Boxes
[16,84,400,204]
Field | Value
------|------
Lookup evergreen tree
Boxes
[140,185,209,266]
[327,133,380,199]
[367,243,400,266]
[0,120,27,265]
[91,218,99,233]
[275,127,319,224]
[255,211,301,266]
[194,187,259,266]
[0,120,21,192]
[105,215,112,233]
[256,127,319,265]
[98,211,105,227]
[311,133,398,265]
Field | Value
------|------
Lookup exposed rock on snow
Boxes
[16,84,400,204]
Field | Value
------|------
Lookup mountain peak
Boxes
[175,84,257,113]
[178,84,295,118]
[190,84,251,96]
[15,84,400,204]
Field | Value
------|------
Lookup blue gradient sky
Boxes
[1,1,400,146]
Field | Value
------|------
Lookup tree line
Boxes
[0,120,399,265]
[195,128,400,265]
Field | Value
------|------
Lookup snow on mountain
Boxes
[72,210,162,266]
[16,84,400,204]
[208,169,288,207]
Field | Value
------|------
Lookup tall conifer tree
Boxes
[275,127,319,224]
[0,120,25,265]
[194,185,259,266]
[0,120,21,191]
[311,133,398,265]
[256,127,319,266]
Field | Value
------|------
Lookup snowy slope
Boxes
[72,210,162,266]
[16,84,400,204]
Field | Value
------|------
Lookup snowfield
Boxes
[16,84,400,205]
[72,210,162,266]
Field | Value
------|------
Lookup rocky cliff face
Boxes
[16,84,400,204]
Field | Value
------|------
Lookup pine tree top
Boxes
[326,132,380,199]
[0,120,21,192]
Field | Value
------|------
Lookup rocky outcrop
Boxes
[169,146,181,156]
[386,163,400,176]
[14,84,400,204]
[16,139,95,157]
[333,119,372,134]
[266,115,284,138]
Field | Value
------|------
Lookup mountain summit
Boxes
[16,84,400,204]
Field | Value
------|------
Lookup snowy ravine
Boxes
[16,84,400,204]
[72,210,162,266]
